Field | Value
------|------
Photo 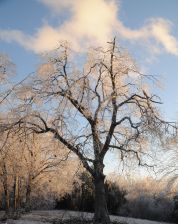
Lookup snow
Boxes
[0,210,174,224]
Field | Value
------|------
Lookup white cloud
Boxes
[149,18,178,55]
[117,18,178,56]
[0,30,31,49]
[0,0,178,56]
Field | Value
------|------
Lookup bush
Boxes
[105,181,127,215]
[119,193,174,222]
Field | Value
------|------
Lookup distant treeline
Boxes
[55,172,176,222]
[55,171,126,214]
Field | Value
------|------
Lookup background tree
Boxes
[0,54,15,105]
[0,129,24,213]
[18,39,174,224]
[0,128,73,213]
[21,133,71,211]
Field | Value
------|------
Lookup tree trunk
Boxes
[94,174,110,224]
[4,186,10,213]
[17,177,22,208]
[13,176,17,211]
[13,175,20,211]
[25,182,31,211]
[2,163,10,213]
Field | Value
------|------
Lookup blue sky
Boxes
[0,0,178,119]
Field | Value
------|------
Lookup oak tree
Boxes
[19,39,174,223]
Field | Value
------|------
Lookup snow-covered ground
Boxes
[0,210,175,224]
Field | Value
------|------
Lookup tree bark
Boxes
[13,176,17,210]
[2,163,10,213]
[17,177,22,208]
[94,173,110,224]
[4,185,10,213]
[13,175,20,211]
[25,180,32,211]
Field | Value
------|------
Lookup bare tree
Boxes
[0,54,15,105]
[21,133,71,211]
[18,39,175,223]
[0,126,71,213]
[157,137,178,193]
[0,53,33,134]
[0,130,19,213]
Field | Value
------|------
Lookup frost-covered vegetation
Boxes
[0,41,178,224]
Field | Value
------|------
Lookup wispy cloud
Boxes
[0,0,178,56]
[117,18,178,56]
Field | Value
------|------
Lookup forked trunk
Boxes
[94,174,110,224]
